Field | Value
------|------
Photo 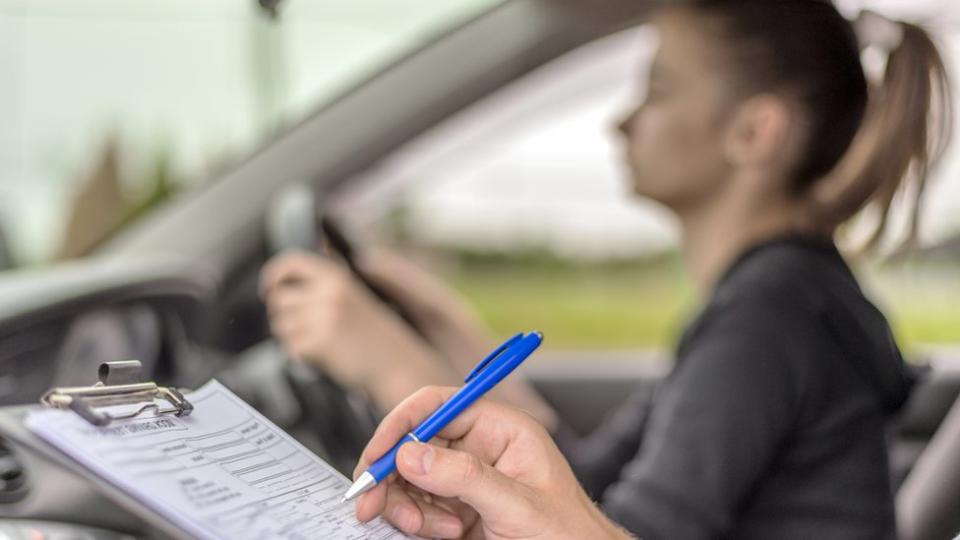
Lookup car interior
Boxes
[0,1,958,538]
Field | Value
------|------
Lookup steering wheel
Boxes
[224,185,423,476]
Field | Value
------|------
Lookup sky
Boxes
[2,0,959,263]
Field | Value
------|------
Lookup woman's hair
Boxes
[685,0,952,251]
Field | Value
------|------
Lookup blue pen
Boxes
[341,331,543,503]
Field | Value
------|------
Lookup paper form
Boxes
[25,380,415,540]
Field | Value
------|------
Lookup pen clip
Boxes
[464,333,525,384]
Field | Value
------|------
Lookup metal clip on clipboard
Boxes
[39,360,194,427]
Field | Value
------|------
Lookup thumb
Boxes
[395,442,534,520]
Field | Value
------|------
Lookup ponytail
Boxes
[686,2,952,251]
[811,13,953,252]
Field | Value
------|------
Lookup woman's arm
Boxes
[261,248,558,426]
[359,248,559,429]
[260,251,462,412]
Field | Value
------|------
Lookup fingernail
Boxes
[401,443,432,475]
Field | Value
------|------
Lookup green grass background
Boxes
[441,252,960,354]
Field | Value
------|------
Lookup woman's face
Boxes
[617,11,737,211]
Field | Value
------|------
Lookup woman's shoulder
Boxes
[678,236,868,370]
[682,235,909,413]
[713,236,858,316]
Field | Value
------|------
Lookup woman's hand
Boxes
[259,251,458,410]
[354,386,632,540]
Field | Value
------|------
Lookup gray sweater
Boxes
[558,236,910,540]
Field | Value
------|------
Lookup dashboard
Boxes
[0,257,219,407]
[0,257,221,538]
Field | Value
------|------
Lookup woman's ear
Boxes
[723,95,795,171]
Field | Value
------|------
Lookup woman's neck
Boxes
[677,190,811,295]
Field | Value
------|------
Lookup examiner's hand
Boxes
[354,386,632,540]
[259,251,457,410]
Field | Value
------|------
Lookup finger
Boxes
[359,388,527,470]
[356,439,448,481]
[375,483,463,538]
[265,300,304,325]
[264,288,308,317]
[354,465,406,523]
[358,387,460,467]
[282,334,319,364]
[464,521,487,540]
[395,442,535,521]
[259,250,322,297]
[404,489,464,538]
[267,314,307,344]
[355,480,389,523]
[429,494,479,530]
[270,323,316,362]
[380,483,422,534]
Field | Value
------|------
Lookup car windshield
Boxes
[0,0,498,266]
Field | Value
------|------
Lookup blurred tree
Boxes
[55,139,127,259]
[0,217,14,270]
[117,147,180,230]
[55,139,183,260]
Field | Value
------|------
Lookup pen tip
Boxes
[340,496,348,504]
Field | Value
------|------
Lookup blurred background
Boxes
[1,0,958,357]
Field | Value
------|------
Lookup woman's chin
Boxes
[627,181,676,209]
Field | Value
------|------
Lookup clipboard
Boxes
[1,361,411,540]
[0,361,199,539]
[40,360,194,427]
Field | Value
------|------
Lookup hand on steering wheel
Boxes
[259,250,458,411]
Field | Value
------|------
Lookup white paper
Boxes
[26,380,413,540]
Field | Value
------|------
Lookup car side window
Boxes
[332,27,694,351]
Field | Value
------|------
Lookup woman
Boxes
[261,1,951,538]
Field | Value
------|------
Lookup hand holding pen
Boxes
[349,332,633,540]
[343,332,543,502]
